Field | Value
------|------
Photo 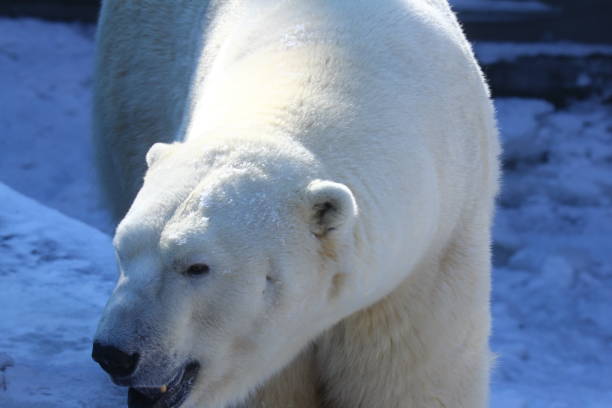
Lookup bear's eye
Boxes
[185,263,210,277]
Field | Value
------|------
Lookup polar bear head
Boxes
[93,139,358,408]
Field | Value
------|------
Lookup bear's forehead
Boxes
[117,141,318,258]
[141,169,294,251]
[195,172,291,234]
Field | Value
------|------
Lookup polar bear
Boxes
[91,1,500,408]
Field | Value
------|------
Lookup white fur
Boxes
[93,0,500,407]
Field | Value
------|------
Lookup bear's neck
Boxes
[178,1,356,147]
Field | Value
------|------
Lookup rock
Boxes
[0,0,99,22]
[0,353,14,372]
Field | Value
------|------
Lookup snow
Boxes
[475,42,612,64]
[491,99,612,407]
[0,18,112,233]
[0,184,123,407]
[450,0,553,13]
[1,16,611,408]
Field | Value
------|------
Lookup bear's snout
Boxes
[92,341,140,380]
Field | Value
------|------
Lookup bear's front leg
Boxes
[239,344,322,408]
[314,235,492,408]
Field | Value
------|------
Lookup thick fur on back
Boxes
[93,0,500,407]
[93,0,215,219]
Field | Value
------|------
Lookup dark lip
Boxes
[127,361,200,408]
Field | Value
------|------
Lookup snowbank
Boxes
[0,183,123,407]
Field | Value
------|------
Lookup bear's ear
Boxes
[305,180,358,238]
[146,142,175,168]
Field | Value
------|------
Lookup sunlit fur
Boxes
[93,0,500,407]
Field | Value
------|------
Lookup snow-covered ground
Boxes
[1,17,611,408]
[491,99,612,407]
[0,19,112,233]
[0,183,123,407]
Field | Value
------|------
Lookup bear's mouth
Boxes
[128,361,200,408]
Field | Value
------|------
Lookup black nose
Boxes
[92,341,140,379]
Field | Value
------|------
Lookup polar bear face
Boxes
[93,141,358,408]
